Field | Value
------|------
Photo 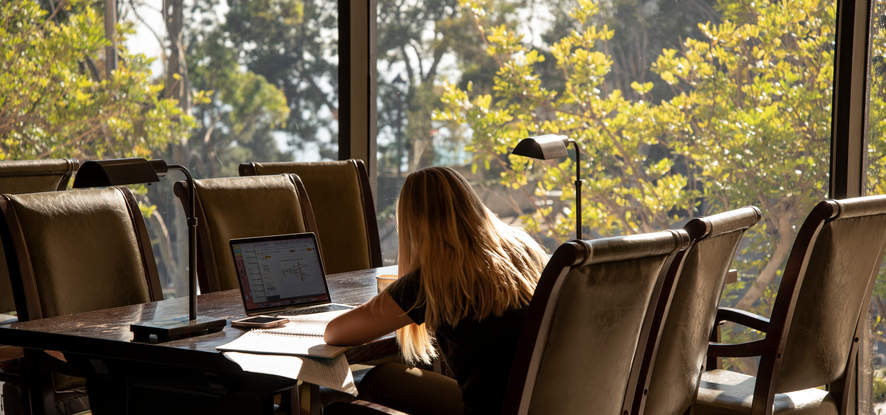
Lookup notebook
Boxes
[229,232,352,316]
[217,309,350,359]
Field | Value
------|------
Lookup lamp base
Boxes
[131,316,226,344]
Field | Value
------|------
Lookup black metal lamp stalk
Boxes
[73,158,225,342]
[511,134,583,239]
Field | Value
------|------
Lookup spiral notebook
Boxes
[217,310,349,359]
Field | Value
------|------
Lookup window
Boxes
[0,0,343,297]
[375,0,832,377]
[3,0,883,410]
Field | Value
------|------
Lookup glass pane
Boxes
[129,0,340,297]
[867,0,886,409]
[376,0,833,374]
[0,0,338,298]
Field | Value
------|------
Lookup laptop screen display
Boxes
[231,233,331,312]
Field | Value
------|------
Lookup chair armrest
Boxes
[707,339,768,359]
[714,307,770,333]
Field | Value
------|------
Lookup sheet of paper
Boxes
[222,352,356,395]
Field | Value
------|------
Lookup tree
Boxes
[438,0,836,320]
[0,0,191,160]
[438,0,697,241]
[221,0,339,160]
[653,0,834,310]
[184,1,291,178]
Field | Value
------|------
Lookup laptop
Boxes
[229,232,352,316]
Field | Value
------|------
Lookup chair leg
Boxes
[295,381,321,415]
[706,324,721,371]
[3,381,32,415]
[279,388,299,415]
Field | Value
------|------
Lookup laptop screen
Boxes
[230,233,331,313]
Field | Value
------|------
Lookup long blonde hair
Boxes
[395,167,547,364]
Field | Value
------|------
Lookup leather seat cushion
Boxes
[694,370,837,415]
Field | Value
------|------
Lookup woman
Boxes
[324,166,548,415]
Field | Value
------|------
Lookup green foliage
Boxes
[438,0,697,239]
[185,10,291,177]
[218,0,338,158]
[439,0,837,315]
[875,373,886,403]
[0,0,191,160]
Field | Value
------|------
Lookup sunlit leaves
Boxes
[0,0,192,160]
[440,0,842,324]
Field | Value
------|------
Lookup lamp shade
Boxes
[510,134,583,239]
[511,134,570,160]
[73,158,169,188]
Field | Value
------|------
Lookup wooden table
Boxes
[0,265,399,415]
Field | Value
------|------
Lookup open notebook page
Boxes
[217,309,351,359]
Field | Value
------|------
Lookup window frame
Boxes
[338,0,378,200]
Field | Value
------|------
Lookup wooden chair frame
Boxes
[704,198,886,415]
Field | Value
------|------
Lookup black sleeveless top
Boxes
[387,269,528,415]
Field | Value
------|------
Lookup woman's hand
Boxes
[324,291,414,346]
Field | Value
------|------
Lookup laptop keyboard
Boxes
[274,303,353,316]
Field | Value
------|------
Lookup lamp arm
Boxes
[167,164,198,321]
[569,140,582,240]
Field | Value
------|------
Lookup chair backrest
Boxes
[0,187,162,321]
[0,159,79,314]
[642,207,762,415]
[0,159,78,193]
[503,230,690,415]
[175,174,319,292]
[239,160,382,274]
[759,196,886,403]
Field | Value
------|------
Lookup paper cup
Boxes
[376,274,398,293]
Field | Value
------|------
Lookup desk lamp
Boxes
[73,158,225,342]
[511,134,583,239]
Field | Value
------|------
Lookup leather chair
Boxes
[0,160,79,414]
[0,159,79,316]
[0,186,163,414]
[694,195,886,415]
[327,229,691,415]
[174,174,319,292]
[638,207,762,415]
[239,160,382,274]
[503,230,690,415]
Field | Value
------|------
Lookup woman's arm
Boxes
[324,291,414,346]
